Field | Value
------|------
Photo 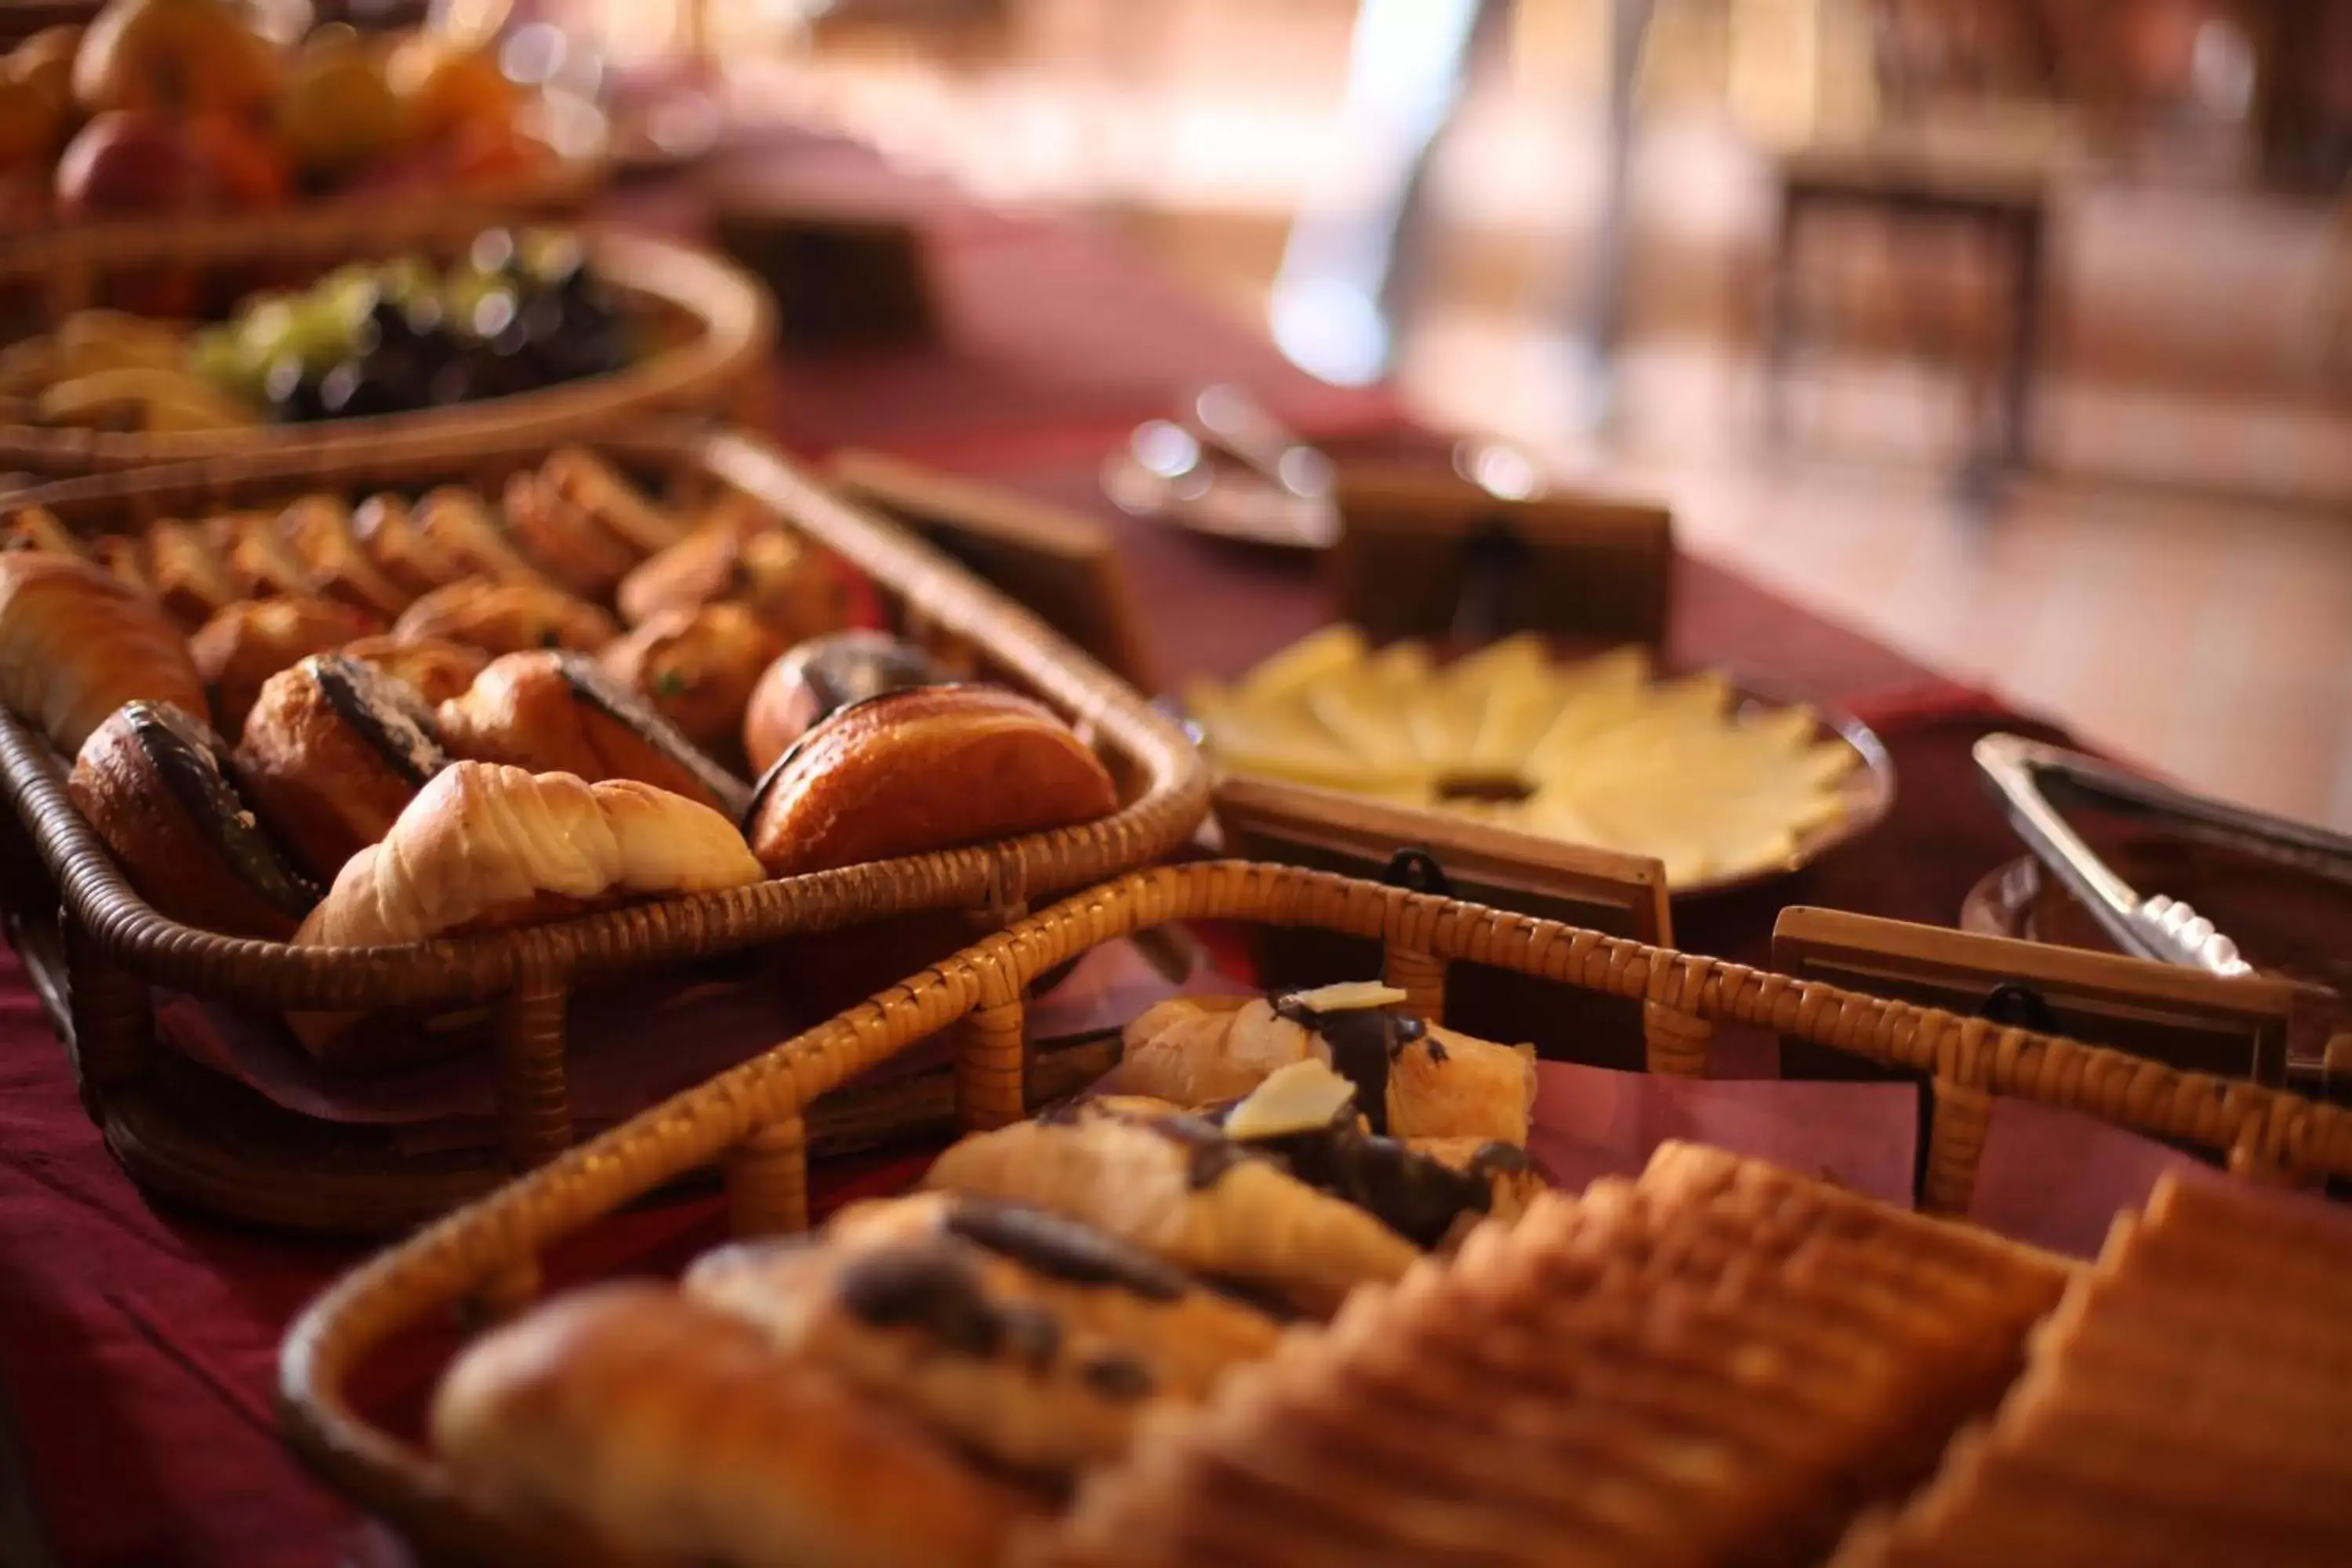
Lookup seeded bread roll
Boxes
[435,650,750,820]
[600,601,782,757]
[391,579,617,657]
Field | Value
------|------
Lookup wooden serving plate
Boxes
[0,211,762,477]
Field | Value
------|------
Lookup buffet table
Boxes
[0,131,2069,1568]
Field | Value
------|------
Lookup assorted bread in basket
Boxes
[0,428,1206,1225]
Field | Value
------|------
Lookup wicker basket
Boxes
[0,210,765,477]
[278,858,2352,1566]
[0,426,1207,1232]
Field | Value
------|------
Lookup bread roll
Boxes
[409,485,543,584]
[537,447,688,554]
[234,652,452,881]
[278,495,412,619]
[745,686,1116,877]
[601,601,782,756]
[189,596,379,740]
[69,700,319,939]
[431,1284,1037,1568]
[391,579,617,656]
[742,630,946,776]
[499,471,640,600]
[143,518,236,629]
[616,506,855,641]
[436,650,749,820]
[336,634,488,707]
[294,762,761,948]
[349,494,470,600]
[208,511,314,601]
[0,552,206,753]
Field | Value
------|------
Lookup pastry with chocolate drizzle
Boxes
[1104,982,1536,1145]
[231,652,453,881]
[687,1192,1281,1477]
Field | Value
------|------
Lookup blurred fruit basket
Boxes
[0,0,606,238]
[0,211,770,475]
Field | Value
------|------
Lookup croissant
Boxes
[349,494,471,600]
[208,512,314,601]
[1105,989,1535,1146]
[294,761,761,950]
[616,506,854,641]
[409,486,543,585]
[432,1283,1037,1568]
[923,1114,1419,1317]
[500,471,641,601]
[143,519,237,629]
[0,552,206,753]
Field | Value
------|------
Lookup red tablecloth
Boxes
[0,132,2070,1566]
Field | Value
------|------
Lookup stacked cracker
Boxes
[1025,1142,2071,1568]
[1830,1172,2352,1566]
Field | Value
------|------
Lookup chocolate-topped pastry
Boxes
[688,1192,1283,1476]
[742,684,1117,878]
[1105,984,1537,1146]
[922,1113,1418,1318]
[70,700,319,939]
[741,630,947,776]
[1271,992,1428,1135]
[436,649,750,821]
[234,652,452,881]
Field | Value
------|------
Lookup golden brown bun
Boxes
[746,686,1117,877]
[349,493,470,600]
[616,505,855,641]
[207,512,314,601]
[233,652,451,882]
[539,448,688,554]
[499,471,641,600]
[294,762,762,948]
[189,596,379,741]
[2,506,82,559]
[431,1283,1040,1568]
[336,634,488,707]
[0,552,207,753]
[409,485,544,585]
[69,700,319,940]
[600,602,782,756]
[277,495,412,619]
[390,579,617,656]
[742,630,946,777]
[143,518,237,630]
[435,651,749,820]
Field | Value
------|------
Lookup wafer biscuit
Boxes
[1024,1149,2067,1568]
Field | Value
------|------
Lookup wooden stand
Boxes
[1774,906,2302,1213]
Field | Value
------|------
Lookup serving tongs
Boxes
[1975,733,2352,979]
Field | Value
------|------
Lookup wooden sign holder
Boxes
[1773,906,2307,1211]
[827,451,1156,691]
